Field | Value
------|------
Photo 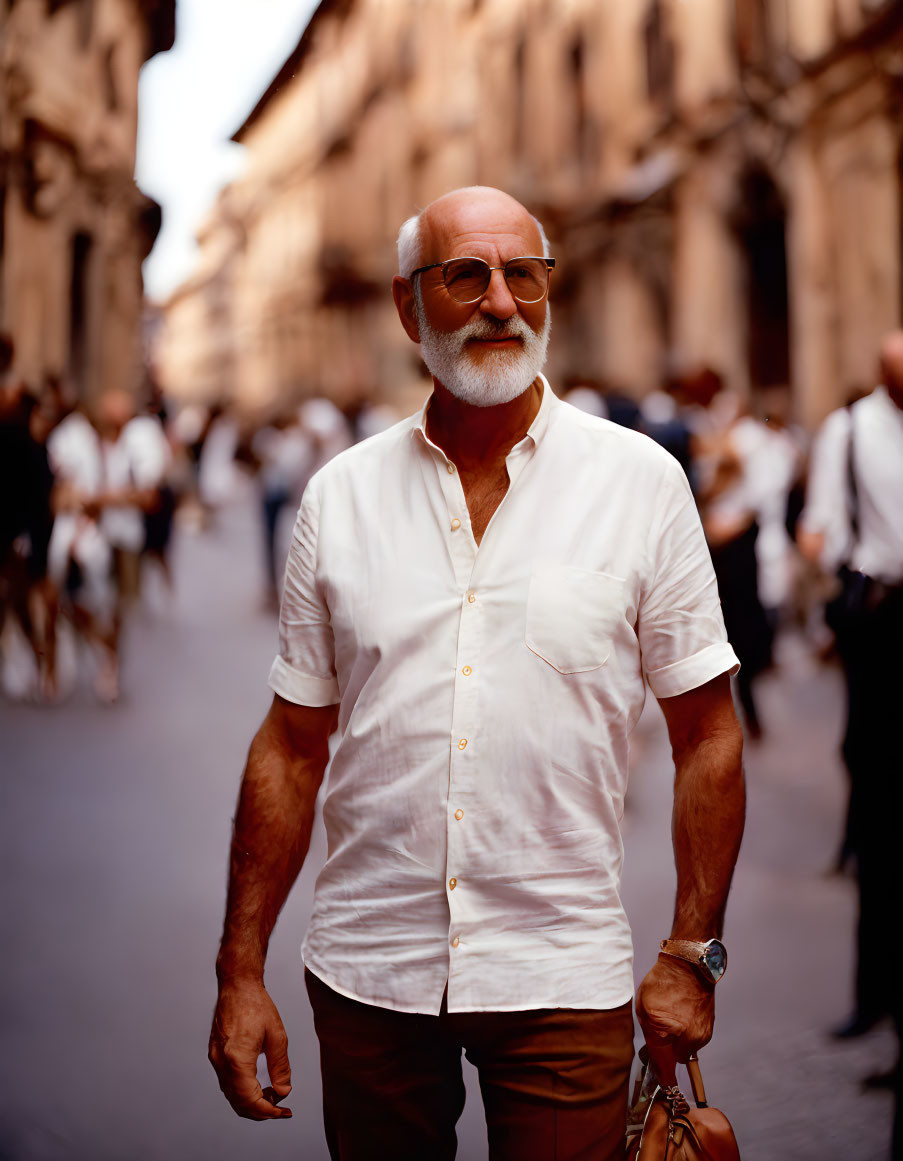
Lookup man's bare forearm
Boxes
[633,676,744,1076]
[216,697,337,984]
[670,725,745,938]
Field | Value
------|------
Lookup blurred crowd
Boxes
[0,329,402,705]
[1,328,897,723]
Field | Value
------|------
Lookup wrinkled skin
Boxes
[636,954,716,1086]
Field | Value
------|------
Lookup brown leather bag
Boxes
[625,1052,741,1160]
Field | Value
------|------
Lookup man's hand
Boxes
[208,979,293,1120]
[209,697,336,1121]
[635,954,715,1087]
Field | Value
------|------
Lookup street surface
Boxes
[1,492,896,1160]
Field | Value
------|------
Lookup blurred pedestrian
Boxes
[170,402,214,528]
[139,375,178,595]
[46,396,119,700]
[686,368,773,738]
[298,396,352,473]
[798,331,903,1132]
[0,338,57,700]
[348,396,403,442]
[197,403,242,521]
[740,387,807,631]
[563,374,642,430]
[95,389,171,608]
[640,372,694,486]
[251,410,315,610]
[208,187,745,1161]
[562,377,608,419]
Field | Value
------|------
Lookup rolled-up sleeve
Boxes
[268,476,340,706]
[639,461,739,699]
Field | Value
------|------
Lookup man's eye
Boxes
[447,263,483,283]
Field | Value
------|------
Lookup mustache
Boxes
[459,315,532,342]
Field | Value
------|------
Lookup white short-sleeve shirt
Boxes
[800,386,903,585]
[270,378,738,1015]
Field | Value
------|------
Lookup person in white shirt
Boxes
[46,406,120,699]
[798,333,903,1108]
[209,188,746,1161]
[251,413,317,610]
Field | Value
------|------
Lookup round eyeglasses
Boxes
[409,256,555,304]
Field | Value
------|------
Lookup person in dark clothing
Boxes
[0,351,57,698]
[799,332,903,1157]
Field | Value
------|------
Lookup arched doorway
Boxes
[733,166,791,389]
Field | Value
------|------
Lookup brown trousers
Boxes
[305,969,635,1161]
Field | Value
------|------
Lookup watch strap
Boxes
[660,938,709,962]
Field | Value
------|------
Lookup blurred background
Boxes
[2,0,902,1158]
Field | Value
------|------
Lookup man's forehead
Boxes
[422,190,541,259]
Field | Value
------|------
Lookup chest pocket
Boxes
[525,562,626,674]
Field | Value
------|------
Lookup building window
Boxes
[77,0,94,49]
[569,34,588,164]
[735,168,790,387]
[102,44,118,111]
[513,34,527,156]
[69,231,93,397]
[644,0,674,107]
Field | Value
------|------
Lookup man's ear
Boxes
[392,276,421,344]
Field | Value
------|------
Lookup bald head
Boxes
[397,187,549,277]
[880,329,903,411]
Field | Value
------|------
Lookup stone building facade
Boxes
[156,0,903,429]
[0,0,175,406]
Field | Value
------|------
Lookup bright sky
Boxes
[136,0,320,303]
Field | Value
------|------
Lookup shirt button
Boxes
[454,809,464,820]
[457,738,467,750]
[466,591,476,603]
[446,462,456,474]
[450,518,461,531]
[449,877,457,890]
[451,936,460,948]
[462,666,472,676]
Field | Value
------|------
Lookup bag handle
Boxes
[686,1054,708,1109]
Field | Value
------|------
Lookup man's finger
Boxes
[644,1037,678,1088]
[223,1069,293,1120]
[263,1025,293,1098]
[261,1085,290,1107]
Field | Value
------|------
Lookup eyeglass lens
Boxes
[443,258,549,304]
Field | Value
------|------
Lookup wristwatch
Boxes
[660,938,727,984]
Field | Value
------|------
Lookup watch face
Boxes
[703,940,727,982]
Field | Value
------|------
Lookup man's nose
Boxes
[479,268,518,320]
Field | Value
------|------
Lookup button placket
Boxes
[446,552,483,967]
[433,449,474,589]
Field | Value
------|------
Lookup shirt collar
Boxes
[414,373,556,453]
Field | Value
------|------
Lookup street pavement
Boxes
[0,492,897,1161]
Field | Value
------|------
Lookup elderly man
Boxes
[209,187,745,1161]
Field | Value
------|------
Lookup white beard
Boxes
[414,289,551,408]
